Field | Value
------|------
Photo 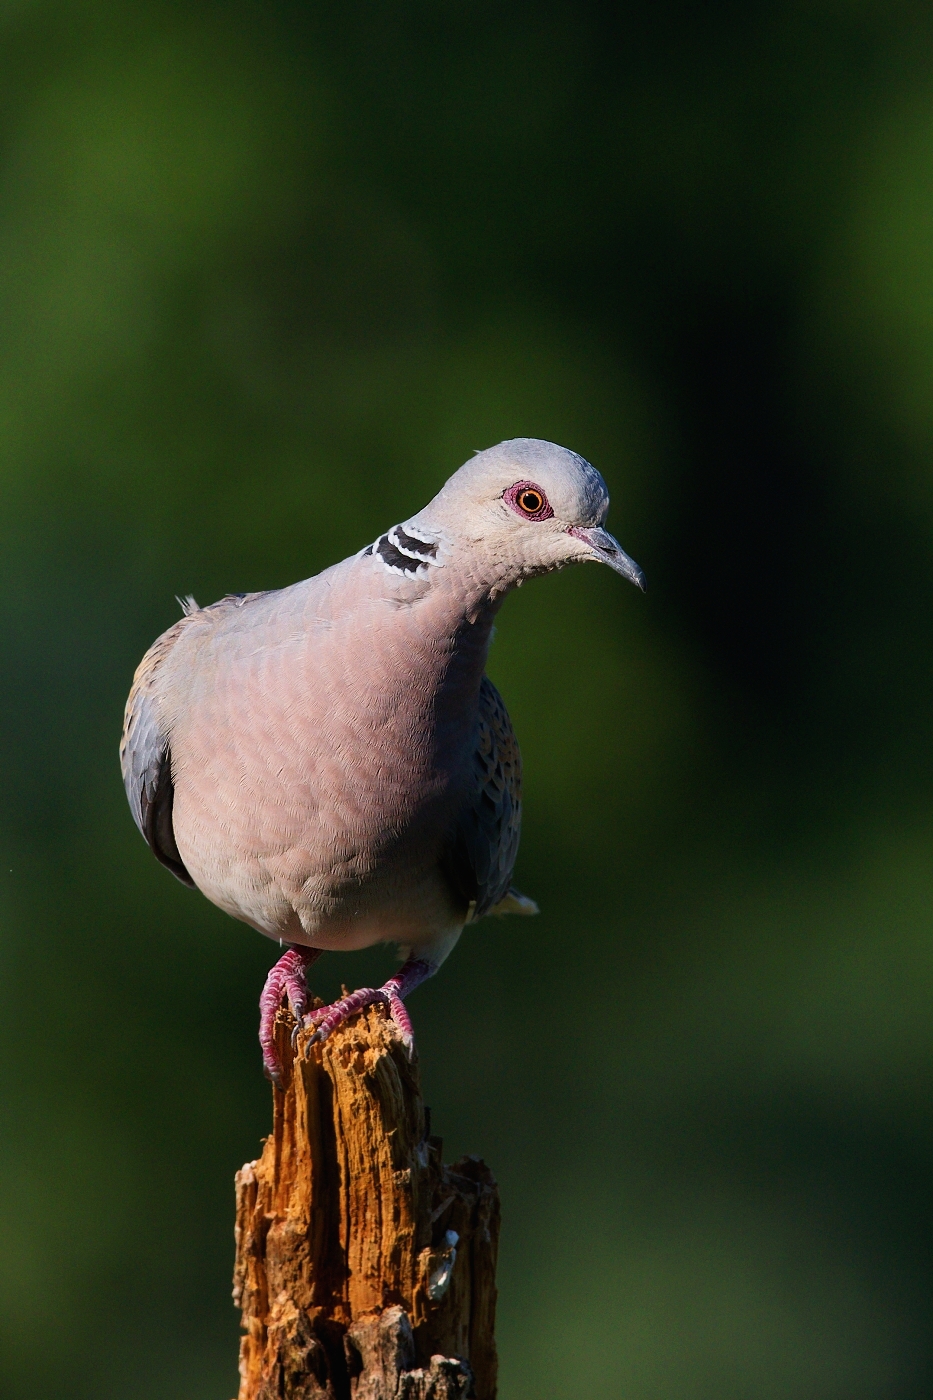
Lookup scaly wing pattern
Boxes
[441,674,532,920]
[120,615,195,887]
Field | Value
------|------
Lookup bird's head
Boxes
[409,437,645,597]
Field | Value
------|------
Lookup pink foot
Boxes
[303,957,432,1054]
[259,945,323,1083]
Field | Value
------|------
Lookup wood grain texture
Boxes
[233,1006,499,1400]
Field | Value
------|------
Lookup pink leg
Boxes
[305,956,434,1053]
[259,945,323,1083]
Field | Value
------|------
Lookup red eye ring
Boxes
[503,480,554,521]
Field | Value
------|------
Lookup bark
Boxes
[233,1005,499,1400]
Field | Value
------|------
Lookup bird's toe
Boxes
[299,985,390,1052]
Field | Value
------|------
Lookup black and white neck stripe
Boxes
[364,524,442,577]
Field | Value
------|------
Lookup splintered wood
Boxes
[233,1006,500,1400]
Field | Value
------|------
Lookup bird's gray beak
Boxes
[569,526,646,591]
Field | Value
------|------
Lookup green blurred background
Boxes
[5,2,933,1396]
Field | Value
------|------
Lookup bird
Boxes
[120,437,645,1080]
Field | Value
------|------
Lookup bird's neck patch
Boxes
[364,523,444,577]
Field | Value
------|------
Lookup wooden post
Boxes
[233,1004,500,1400]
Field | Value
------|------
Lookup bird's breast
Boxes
[166,591,483,934]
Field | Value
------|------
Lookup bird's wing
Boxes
[120,615,196,887]
[441,674,531,920]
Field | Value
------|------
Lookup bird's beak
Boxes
[569,526,646,591]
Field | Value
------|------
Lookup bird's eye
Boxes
[504,480,554,521]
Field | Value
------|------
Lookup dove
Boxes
[120,438,645,1080]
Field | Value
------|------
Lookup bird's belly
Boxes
[172,761,465,947]
[188,843,463,951]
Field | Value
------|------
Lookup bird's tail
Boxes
[488,886,539,917]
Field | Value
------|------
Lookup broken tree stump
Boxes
[233,1004,500,1400]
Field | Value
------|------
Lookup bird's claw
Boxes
[297,985,393,1054]
[258,945,324,1083]
[261,954,430,1075]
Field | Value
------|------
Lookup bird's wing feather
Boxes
[441,675,524,919]
[120,616,196,887]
